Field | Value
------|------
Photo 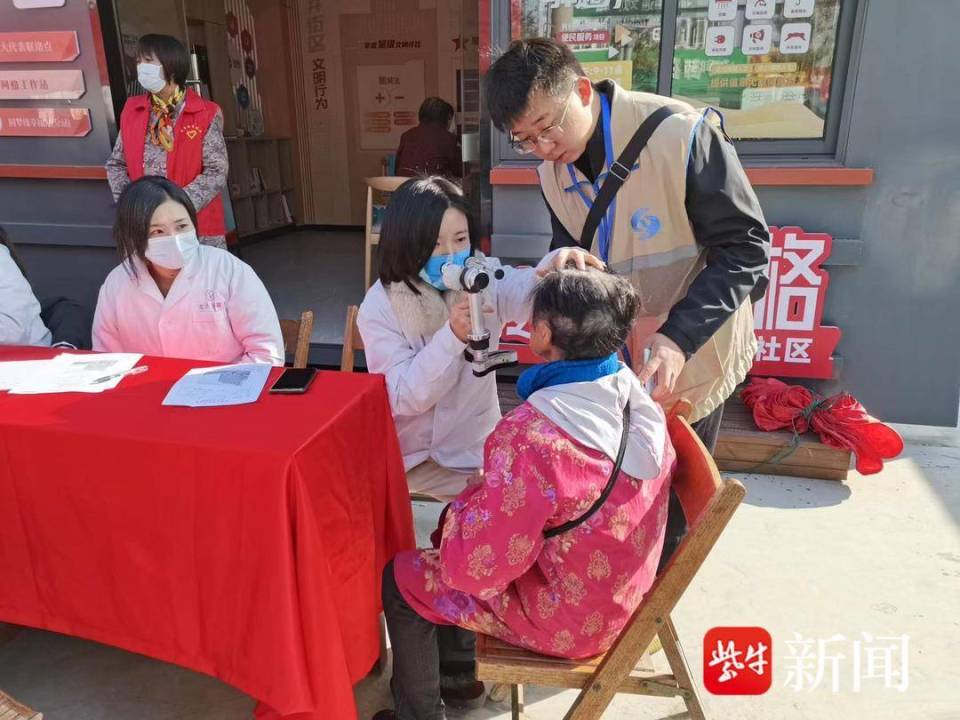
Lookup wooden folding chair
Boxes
[476,400,746,720]
[364,176,408,289]
[340,305,364,372]
[280,310,314,369]
[0,690,42,720]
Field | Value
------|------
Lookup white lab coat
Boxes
[0,244,51,347]
[92,246,284,365]
[358,253,558,472]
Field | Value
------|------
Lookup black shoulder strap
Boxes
[544,401,631,539]
[579,105,676,251]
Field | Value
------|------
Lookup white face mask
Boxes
[145,231,199,270]
[137,62,167,93]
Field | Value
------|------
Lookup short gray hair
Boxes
[531,269,639,360]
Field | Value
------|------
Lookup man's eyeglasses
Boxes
[508,93,572,155]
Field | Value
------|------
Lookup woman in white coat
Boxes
[92,176,283,365]
[359,176,600,500]
[0,227,52,347]
[359,176,600,708]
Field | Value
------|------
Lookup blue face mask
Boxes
[419,247,471,290]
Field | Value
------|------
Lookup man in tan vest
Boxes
[485,38,770,568]
[486,38,769,450]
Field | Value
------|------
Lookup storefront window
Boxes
[508,0,854,157]
[671,0,843,140]
[518,0,664,93]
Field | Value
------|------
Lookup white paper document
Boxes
[8,353,143,394]
[0,360,54,391]
[162,363,271,408]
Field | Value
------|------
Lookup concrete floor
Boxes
[2,426,958,720]
[240,229,367,347]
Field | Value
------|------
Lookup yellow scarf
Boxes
[148,87,185,153]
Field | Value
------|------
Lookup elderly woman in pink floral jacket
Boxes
[374,270,675,720]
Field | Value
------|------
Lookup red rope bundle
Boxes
[741,378,904,475]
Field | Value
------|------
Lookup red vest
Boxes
[119,90,226,237]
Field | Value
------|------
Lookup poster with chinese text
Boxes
[356,60,425,151]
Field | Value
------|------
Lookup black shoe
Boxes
[439,673,487,710]
[371,711,395,720]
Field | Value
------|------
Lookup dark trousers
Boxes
[40,296,93,350]
[438,625,475,677]
[384,559,471,720]
[656,403,723,574]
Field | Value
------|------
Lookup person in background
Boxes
[395,97,463,178]
[0,226,52,347]
[373,269,673,720]
[106,33,229,249]
[92,177,283,365]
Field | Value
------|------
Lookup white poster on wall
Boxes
[745,0,775,21]
[705,26,734,56]
[742,24,772,55]
[13,0,66,7]
[784,0,816,19]
[779,22,812,54]
[356,60,425,151]
[708,0,737,23]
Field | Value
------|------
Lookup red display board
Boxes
[0,31,79,62]
[0,107,92,137]
[557,30,611,46]
[750,226,841,379]
[0,69,85,99]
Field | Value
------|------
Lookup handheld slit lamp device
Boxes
[441,252,518,377]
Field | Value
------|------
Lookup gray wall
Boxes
[0,0,118,311]
[3,179,117,311]
[489,0,960,427]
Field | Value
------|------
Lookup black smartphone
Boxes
[269,368,317,394]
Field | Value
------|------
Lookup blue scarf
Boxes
[516,353,620,400]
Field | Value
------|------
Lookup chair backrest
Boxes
[607,400,743,630]
[0,689,42,720]
[669,400,730,527]
[562,400,745,717]
[365,176,408,194]
[340,305,364,372]
[365,178,408,237]
[280,310,314,369]
[644,400,744,608]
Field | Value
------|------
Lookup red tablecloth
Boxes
[0,347,414,720]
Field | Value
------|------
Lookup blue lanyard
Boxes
[564,93,618,263]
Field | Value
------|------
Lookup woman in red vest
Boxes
[106,34,228,249]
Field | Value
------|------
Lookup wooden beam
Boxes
[490,165,875,187]
[0,165,107,180]
[746,166,874,186]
